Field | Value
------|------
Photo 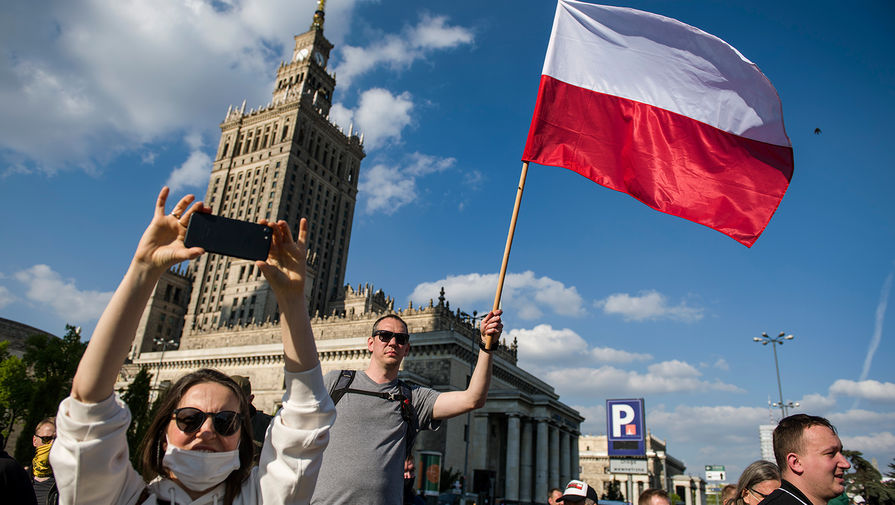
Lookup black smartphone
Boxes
[184,213,272,261]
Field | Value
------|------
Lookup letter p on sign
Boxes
[611,404,635,437]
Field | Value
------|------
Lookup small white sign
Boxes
[609,458,648,474]
[705,470,726,481]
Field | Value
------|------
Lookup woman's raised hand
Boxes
[256,218,308,296]
[133,186,208,271]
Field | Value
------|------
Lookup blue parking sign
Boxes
[606,399,645,456]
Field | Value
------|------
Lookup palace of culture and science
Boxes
[115,4,692,504]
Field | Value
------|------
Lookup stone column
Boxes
[570,433,579,480]
[559,430,570,486]
[536,419,549,503]
[469,413,490,485]
[695,482,703,505]
[505,414,521,503]
[684,481,693,505]
[520,419,534,505]
[549,424,559,489]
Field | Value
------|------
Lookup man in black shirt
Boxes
[759,414,851,505]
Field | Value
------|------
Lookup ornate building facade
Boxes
[124,3,583,505]
[578,434,705,505]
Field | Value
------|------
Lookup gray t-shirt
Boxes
[311,370,441,505]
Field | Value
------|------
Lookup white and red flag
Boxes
[522,0,793,247]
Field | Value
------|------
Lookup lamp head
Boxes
[762,332,769,338]
[778,332,786,338]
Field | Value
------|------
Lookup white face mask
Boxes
[162,443,241,492]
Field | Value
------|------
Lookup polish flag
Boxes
[522,0,793,247]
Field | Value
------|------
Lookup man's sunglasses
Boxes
[173,407,242,436]
[36,435,55,444]
[373,329,410,346]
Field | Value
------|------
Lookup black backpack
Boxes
[328,370,419,458]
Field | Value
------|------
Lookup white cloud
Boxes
[540,362,743,398]
[713,358,730,371]
[509,324,652,366]
[166,134,212,191]
[0,0,363,174]
[0,286,15,309]
[797,392,837,412]
[408,270,585,320]
[332,88,415,150]
[333,14,474,88]
[13,264,112,322]
[596,290,704,322]
[840,432,895,455]
[358,152,455,214]
[829,379,895,402]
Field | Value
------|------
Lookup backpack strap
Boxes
[328,370,420,459]
[396,379,418,459]
[329,369,357,406]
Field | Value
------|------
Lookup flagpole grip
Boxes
[492,161,530,322]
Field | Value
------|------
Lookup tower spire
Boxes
[311,0,326,31]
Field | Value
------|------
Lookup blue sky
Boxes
[1,0,893,480]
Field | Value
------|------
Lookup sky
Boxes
[1,0,894,482]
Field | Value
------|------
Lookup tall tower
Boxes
[182,0,364,335]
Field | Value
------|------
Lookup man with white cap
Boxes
[558,479,599,505]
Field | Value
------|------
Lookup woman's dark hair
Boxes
[139,368,254,505]
[733,460,781,505]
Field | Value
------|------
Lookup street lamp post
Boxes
[152,337,177,393]
[458,310,484,500]
[752,332,797,418]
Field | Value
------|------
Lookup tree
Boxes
[0,342,32,448]
[13,325,87,462]
[603,479,625,501]
[844,450,895,505]
[121,366,153,468]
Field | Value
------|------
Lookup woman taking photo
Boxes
[49,188,336,505]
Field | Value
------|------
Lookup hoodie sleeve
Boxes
[257,364,336,505]
[50,394,147,505]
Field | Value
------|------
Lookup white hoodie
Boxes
[50,365,336,505]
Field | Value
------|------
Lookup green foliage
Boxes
[602,479,625,501]
[12,325,87,462]
[439,466,463,492]
[0,342,33,448]
[670,493,684,505]
[843,450,895,505]
[121,366,153,469]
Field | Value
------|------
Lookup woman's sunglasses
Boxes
[173,407,242,436]
[373,329,410,345]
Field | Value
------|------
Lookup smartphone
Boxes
[184,213,272,261]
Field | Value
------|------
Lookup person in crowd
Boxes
[311,305,502,505]
[231,375,274,463]
[1,433,38,505]
[31,417,58,505]
[558,479,599,505]
[549,487,564,505]
[721,484,738,505]
[639,489,671,505]
[758,414,850,505]
[49,187,335,505]
[733,460,781,505]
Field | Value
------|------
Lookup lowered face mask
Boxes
[162,443,240,492]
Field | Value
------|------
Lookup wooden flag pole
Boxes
[492,161,530,319]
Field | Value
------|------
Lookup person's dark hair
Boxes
[773,414,836,471]
[549,487,563,500]
[372,314,408,334]
[639,488,669,505]
[734,460,780,505]
[139,368,253,505]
